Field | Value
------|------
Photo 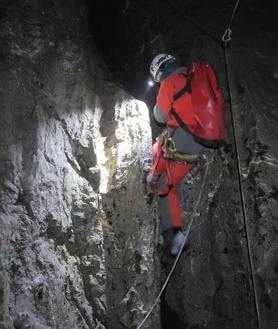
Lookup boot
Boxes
[171,231,186,256]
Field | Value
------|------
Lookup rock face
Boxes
[0,1,159,329]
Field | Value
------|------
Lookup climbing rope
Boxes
[136,158,211,329]
[220,1,261,328]
[227,0,241,35]
[222,45,262,329]
[221,0,240,45]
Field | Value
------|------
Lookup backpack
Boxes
[171,62,226,149]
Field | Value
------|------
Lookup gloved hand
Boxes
[147,172,160,192]
[155,128,168,146]
[147,172,154,185]
[156,134,164,145]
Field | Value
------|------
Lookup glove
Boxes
[147,173,154,185]
[147,173,161,192]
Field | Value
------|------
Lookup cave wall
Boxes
[160,3,278,328]
[0,1,159,329]
[226,5,278,326]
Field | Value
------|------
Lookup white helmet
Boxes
[150,54,176,81]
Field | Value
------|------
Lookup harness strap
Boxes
[166,160,173,189]
[171,73,193,136]
[173,74,192,101]
[151,143,163,176]
[151,141,173,193]
[171,107,193,135]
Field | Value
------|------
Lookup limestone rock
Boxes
[0,1,159,329]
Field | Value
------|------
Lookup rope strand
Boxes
[222,46,262,329]
[221,4,261,328]
[227,0,241,29]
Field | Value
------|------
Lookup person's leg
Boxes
[168,161,192,186]
[158,187,188,255]
[158,186,184,228]
[157,159,191,226]
[151,140,193,255]
[157,161,192,255]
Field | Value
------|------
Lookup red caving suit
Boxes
[151,67,203,231]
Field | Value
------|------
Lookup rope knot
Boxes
[222,27,232,45]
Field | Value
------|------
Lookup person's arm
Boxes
[153,80,174,123]
[154,104,167,123]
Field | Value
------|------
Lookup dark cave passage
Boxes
[85,0,126,61]
[85,0,161,100]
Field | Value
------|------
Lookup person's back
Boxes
[153,61,204,156]
[156,68,196,129]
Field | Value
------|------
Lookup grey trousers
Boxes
[171,127,204,154]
